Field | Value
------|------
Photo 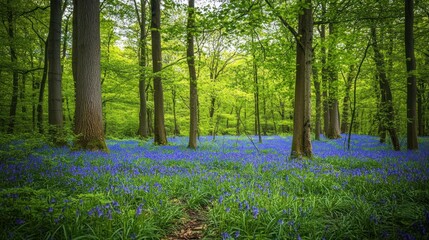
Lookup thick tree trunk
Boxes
[291,0,313,159]
[187,0,198,149]
[135,0,149,138]
[405,0,418,150]
[48,0,65,145]
[151,0,167,145]
[371,27,400,151]
[72,0,108,151]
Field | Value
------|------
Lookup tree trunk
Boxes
[341,65,354,133]
[236,106,241,135]
[172,88,180,136]
[72,0,108,151]
[326,23,341,139]
[252,35,262,143]
[151,0,167,145]
[38,41,49,134]
[48,0,65,145]
[187,0,198,149]
[405,0,418,150]
[6,0,19,134]
[320,5,329,137]
[291,0,313,159]
[312,52,321,140]
[371,26,400,151]
[418,76,425,136]
[135,0,149,138]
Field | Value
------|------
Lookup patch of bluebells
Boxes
[0,135,428,239]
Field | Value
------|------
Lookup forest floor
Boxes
[0,134,428,239]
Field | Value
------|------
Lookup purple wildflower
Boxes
[252,206,259,219]
[136,204,143,216]
[15,219,25,225]
[221,232,231,240]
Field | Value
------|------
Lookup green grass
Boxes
[0,135,428,239]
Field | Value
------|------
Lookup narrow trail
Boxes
[164,207,208,240]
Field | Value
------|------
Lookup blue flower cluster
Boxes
[0,134,428,239]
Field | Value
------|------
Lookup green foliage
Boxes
[1,0,428,139]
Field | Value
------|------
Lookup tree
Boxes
[341,65,354,133]
[133,0,149,138]
[290,0,313,158]
[252,34,262,143]
[371,26,400,151]
[151,0,167,145]
[72,0,108,151]
[325,23,341,139]
[313,49,321,140]
[48,0,64,144]
[5,0,19,134]
[187,0,198,149]
[405,0,418,150]
[265,0,313,158]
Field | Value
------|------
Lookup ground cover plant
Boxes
[1,134,428,239]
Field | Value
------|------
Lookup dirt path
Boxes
[164,207,208,240]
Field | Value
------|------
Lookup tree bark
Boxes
[151,0,168,145]
[72,0,108,151]
[38,41,49,134]
[326,23,341,139]
[417,78,425,136]
[187,0,198,149]
[135,0,149,138]
[291,0,313,159]
[341,65,354,133]
[405,0,418,149]
[172,88,180,136]
[371,26,400,151]
[6,0,19,134]
[48,0,65,145]
[312,50,321,140]
[320,5,329,137]
[252,35,262,143]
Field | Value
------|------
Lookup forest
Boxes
[1,0,429,239]
[1,0,428,149]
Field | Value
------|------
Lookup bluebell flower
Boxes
[221,232,231,240]
[252,206,259,219]
[15,219,25,225]
[136,204,143,216]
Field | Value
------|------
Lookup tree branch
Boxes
[264,0,304,49]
